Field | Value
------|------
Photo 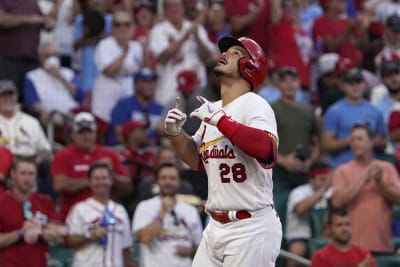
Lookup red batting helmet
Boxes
[218,36,267,89]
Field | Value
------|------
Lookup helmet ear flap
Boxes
[238,57,256,89]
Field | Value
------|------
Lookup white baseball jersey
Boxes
[148,19,216,106]
[92,36,143,122]
[285,184,332,241]
[0,110,51,157]
[192,92,278,212]
[66,197,132,267]
[26,67,79,113]
[132,196,203,267]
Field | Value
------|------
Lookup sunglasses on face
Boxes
[112,21,132,28]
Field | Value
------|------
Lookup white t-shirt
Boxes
[27,67,78,113]
[148,19,216,106]
[92,36,143,122]
[132,196,203,267]
[285,184,332,241]
[0,110,51,156]
[192,92,278,211]
[66,197,132,267]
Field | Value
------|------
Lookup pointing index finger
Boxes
[175,96,181,110]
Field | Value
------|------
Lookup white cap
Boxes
[73,112,97,131]
[318,53,339,76]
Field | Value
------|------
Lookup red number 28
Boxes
[219,163,247,183]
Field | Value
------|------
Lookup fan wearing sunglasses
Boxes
[0,157,64,267]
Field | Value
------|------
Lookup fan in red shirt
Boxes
[119,120,158,182]
[225,0,272,54]
[0,158,64,267]
[311,207,377,267]
[312,0,369,67]
[0,146,13,195]
[50,112,129,221]
[269,0,313,89]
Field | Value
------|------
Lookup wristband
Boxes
[154,216,163,224]
[16,229,23,240]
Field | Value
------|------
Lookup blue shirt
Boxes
[73,14,112,92]
[324,99,385,168]
[109,96,164,145]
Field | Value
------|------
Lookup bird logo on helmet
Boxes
[218,36,267,90]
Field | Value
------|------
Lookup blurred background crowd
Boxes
[2,0,400,266]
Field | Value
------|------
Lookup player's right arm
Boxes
[164,98,202,170]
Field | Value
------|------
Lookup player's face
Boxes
[89,167,113,197]
[215,45,248,80]
[11,161,37,194]
[72,129,96,151]
[350,128,373,158]
[157,166,181,196]
[330,214,352,244]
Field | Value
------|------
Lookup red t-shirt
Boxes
[0,192,57,267]
[0,146,13,177]
[50,144,128,220]
[0,147,13,196]
[311,244,377,267]
[119,147,157,181]
[269,18,311,88]
[225,0,271,54]
[312,15,362,66]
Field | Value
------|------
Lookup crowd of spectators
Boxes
[2,0,400,266]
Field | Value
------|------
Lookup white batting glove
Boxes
[164,108,187,136]
[190,96,226,126]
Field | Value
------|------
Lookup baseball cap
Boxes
[277,66,298,80]
[343,68,364,83]
[122,120,148,139]
[318,53,339,76]
[334,57,356,75]
[177,70,199,94]
[73,112,97,131]
[134,68,158,81]
[0,80,17,95]
[380,60,400,77]
[386,14,400,32]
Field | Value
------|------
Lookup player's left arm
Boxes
[190,96,277,167]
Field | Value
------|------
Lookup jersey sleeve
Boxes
[94,38,118,72]
[132,200,158,233]
[33,118,51,152]
[120,206,133,249]
[66,204,85,235]
[286,186,308,214]
[148,25,170,58]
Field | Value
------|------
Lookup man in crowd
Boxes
[311,207,377,267]
[65,162,132,267]
[0,158,65,267]
[132,163,203,267]
[51,112,129,220]
[331,123,400,254]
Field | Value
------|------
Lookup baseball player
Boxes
[164,36,282,267]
